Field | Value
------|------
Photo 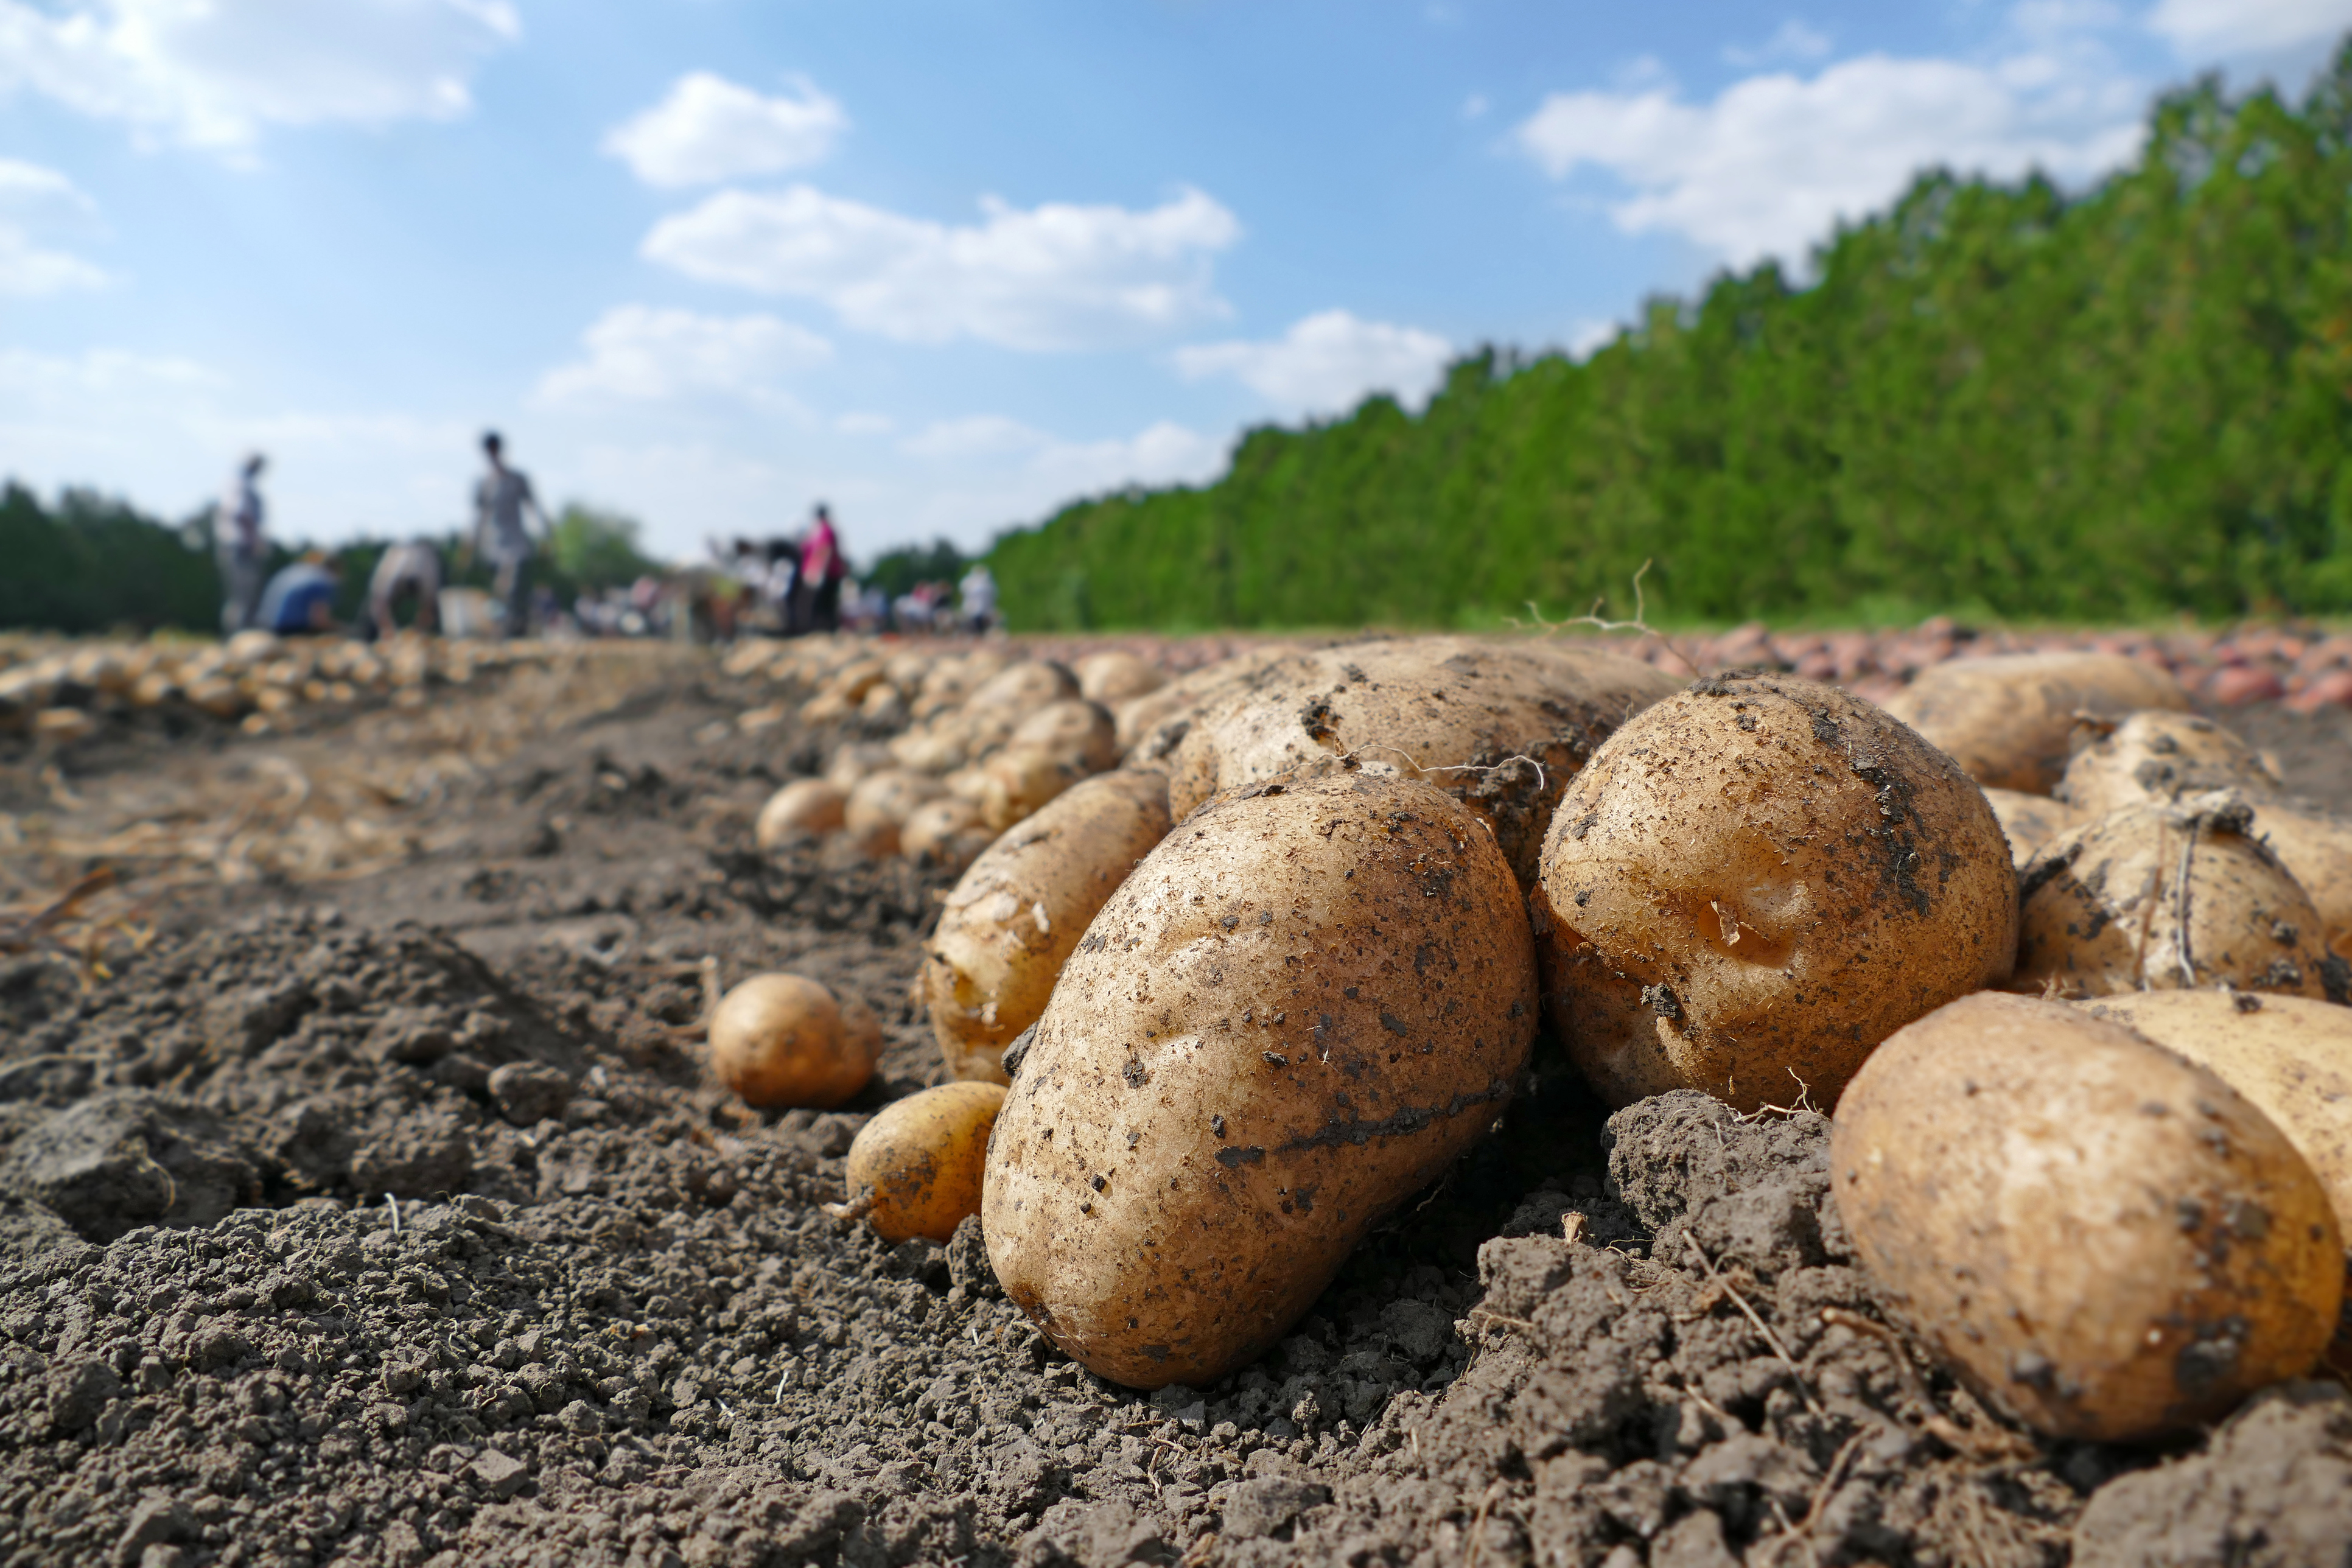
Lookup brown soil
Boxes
[0,642,2347,1568]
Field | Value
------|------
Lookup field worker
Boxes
[255,551,341,635]
[799,503,846,634]
[959,562,997,635]
[472,430,551,638]
[366,538,443,638]
[216,452,269,633]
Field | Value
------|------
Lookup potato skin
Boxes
[923,771,1174,1083]
[1983,786,2081,868]
[1532,674,2017,1111]
[1883,651,2189,794]
[1169,637,1679,888]
[709,974,883,1110]
[845,1082,1008,1244]
[983,768,1538,1389]
[2014,795,2343,1002]
[2057,712,2283,819]
[1833,992,2342,1441]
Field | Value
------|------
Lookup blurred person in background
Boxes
[471,430,551,637]
[217,452,269,634]
[797,503,845,634]
[256,550,341,635]
[959,561,997,635]
[365,538,441,639]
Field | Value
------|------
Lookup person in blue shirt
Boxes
[254,552,341,635]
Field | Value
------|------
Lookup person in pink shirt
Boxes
[797,503,846,634]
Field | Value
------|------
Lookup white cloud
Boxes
[901,415,1046,463]
[535,306,832,404]
[833,412,894,438]
[641,184,1241,351]
[898,413,1225,507]
[1175,310,1454,415]
[0,0,519,151]
[0,158,105,293]
[1514,52,2143,266]
[603,72,846,188]
[2149,0,2352,55]
[1725,20,1834,68]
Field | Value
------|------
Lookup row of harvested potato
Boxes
[718,637,2352,1446]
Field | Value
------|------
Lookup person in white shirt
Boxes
[958,562,998,634]
[472,431,551,638]
[217,453,269,633]
[367,539,443,638]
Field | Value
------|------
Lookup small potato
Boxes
[1532,674,2017,1111]
[826,741,898,793]
[1833,992,2342,1441]
[900,796,992,870]
[2014,794,2343,1002]
[889,720,968,775]
[843,1081,1008,1243]
[843,769,947,856]
[978,745,1090,831]
[1076,650,1165,705]
[1010,699,1118,775]
[2057,712,2283,817]
[755,779,847,849]
[710,973,883,1110]
[984,768,1538,1388]
[1984,786,2081,867]
[965,660,1080,713]
[1170,636,1681,887]
[1881,650,2189,794]
[923,769,1173,1081]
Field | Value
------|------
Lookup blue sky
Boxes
[2,1,2347,565]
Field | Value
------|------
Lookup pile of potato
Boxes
[0,631,554,741]
[727,633,2352,1444]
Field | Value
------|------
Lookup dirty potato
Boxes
[900,796,992,870]
[1881,650,2189,794]
[984,768,1538,1389]
[1532,674,2017,1111]
[710,973,884,1110]
[1833,992,2342,1441]
[843,769,948,857]
[923,771,1174,1082]
[843,1082,1009,1244]
[1984,787,2081,867]
[2014,794,2344,1002]
[755,779,847,849]
[1169,637,1680,887]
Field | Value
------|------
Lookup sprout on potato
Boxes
[1833,992,2342,1442]
[1531,673,2017,1111]
[709,973,883,1110]
[842,1081,1008,1243]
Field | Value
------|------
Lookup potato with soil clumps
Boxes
[923,770,1174,1082]
[755,779,846,848]
[1169,637,1680,887]
[842,1082,1007,1243]
[1881,649,2188,794]
[1532,673,2016,1111]
[984,768,1538,1388]
[2014,794,2345,1002]
[710,973,883,1109]
[1833,991,2342,1442]
[1983,786,2080,867]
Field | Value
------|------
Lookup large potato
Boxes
[1833,992,2342,1441]
[1169,636,1680,888]
[1532,674,2016,1111]
[984,768,1538,1388]
[2056,712,2352,962]
[2014,794,2343,1002]
[1882,651,2189,794]
[923,770,1174,1082]
[1984,786,2081,867]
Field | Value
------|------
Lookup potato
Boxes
[1984,786,2081,867]
[2056,712,2352,962]
[967,660,1080,714]
[2014,794,2343,1002]
[1881,650,2189,794]
[2057,712,2283,817]
[825,741,898,792]
[900,796,992,870]
[888,720,968,775]
[979,746,1091,831]
[1832,992,2342,1441]
[842,1082,1008,1244]
[984,768,1537,1388]
[1170,636,1681,887]
[843,769,947,857]
[1113,645,1293,761]
[923,769,1173,1082]
[710,973,883,1109]
[1531,673,2017,1111]
[1010,699,1118,774]
[1076,649,1166,705]
[981,769,1533,1385]
[755,779,847,849]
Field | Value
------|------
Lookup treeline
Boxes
[0,483,660,635]
[990,47,2352,630]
